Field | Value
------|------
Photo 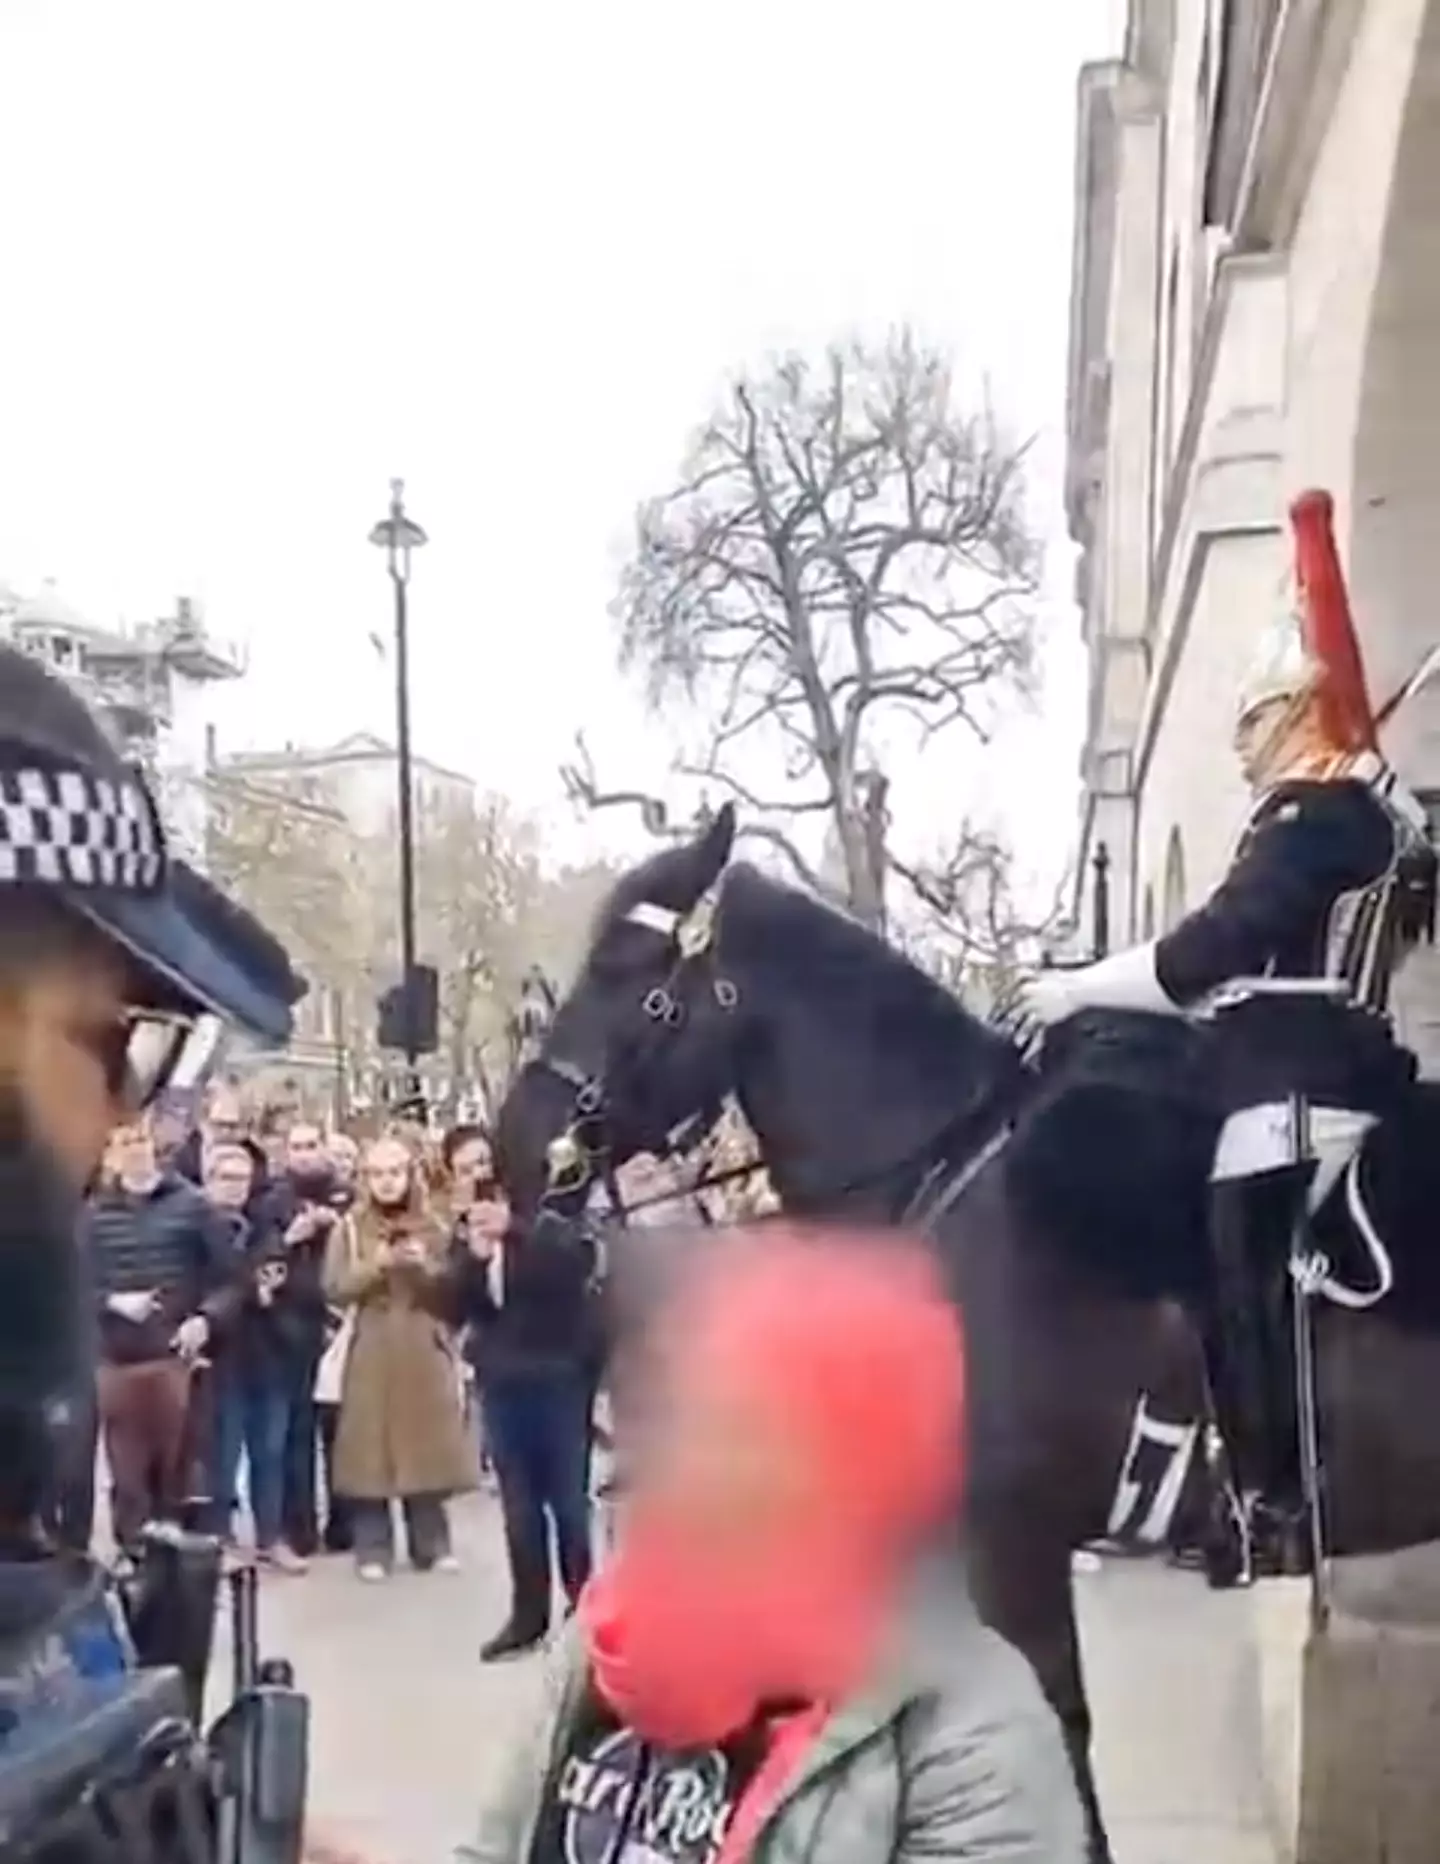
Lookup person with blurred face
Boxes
[434,1227,1086,1864]
[449,1169,600,1661]
[203,1141,308,1570]
[323,1137,473,1578]
[326,1130,359,1190]
[81,1116,239,1551]
[440,1124,496,1477]
[203,1140,254,1219]
[442,1123,492,1194]
[257,1117,347,1556]
[206,1087,245,1148]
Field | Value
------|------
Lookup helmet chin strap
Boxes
[1248,687,1349,788]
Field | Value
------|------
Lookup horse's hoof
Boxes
[1204,1541,1247,1589]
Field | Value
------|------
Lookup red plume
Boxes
[1289,489,1377,755]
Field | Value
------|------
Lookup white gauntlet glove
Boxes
[1015,969,1083,1029]
[1016,942,1179,1029]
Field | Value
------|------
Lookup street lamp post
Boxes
[368,479,428,1106]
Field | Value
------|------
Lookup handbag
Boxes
[313,1308,356,1405]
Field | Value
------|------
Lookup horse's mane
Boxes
[723,868,945,1000]
[722,865,1015,1067]
[580,848,1016,1132]
[591,848,1001,1043]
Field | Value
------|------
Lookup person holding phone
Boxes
[323,1135,473,1579]
[448,1172,600,1661]
[255,1119,348,1555]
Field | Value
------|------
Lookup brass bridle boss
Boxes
[540,883,739,1196]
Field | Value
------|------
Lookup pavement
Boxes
[204,1495,1277,1864]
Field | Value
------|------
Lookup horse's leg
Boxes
[967,1518,1111,1864]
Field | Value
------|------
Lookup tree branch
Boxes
[673,762,832,816]
[560,733,676,838]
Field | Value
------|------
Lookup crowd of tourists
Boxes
[56,1080,775,1659]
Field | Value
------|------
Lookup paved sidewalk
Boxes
[218,1497,1273,1864]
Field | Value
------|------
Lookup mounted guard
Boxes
[1020,488,1438,1575]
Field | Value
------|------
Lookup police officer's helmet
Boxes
[0,643,304,1103]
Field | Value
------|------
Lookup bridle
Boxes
[532,874,1022,1226]
[535,880,743,1206]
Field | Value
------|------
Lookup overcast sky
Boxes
[0,0,1125,886]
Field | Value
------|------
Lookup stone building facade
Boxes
[217,731,475,839]
[1067,0,1440,1060]
[1,581,243,863]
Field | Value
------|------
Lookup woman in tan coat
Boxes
[323,1134,474,1579]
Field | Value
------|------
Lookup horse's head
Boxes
[496,804,745,1211]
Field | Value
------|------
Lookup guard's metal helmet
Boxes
[1236,490,1378,757]
[0,642,304,1104]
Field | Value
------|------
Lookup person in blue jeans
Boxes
[450,1176,599,1661]
[206,1142,309,1571]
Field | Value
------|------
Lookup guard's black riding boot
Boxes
[1207,1167,1309,1579]
[480,1528,551,1663]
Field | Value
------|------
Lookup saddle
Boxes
[1005,1005,1440,1327]
[1005,1010,1220,1303]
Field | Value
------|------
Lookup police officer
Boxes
[0,640,303,1846]
[1020,491,1435,1571]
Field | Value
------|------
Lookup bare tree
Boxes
[211,764,626,1107]
[205,771,386,1084]
[205,771,373,988]
[411,792,538,1086]
[892,827,1070,1021]
[613,331,1041,928]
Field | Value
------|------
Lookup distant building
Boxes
[1,581,244,861]
[216,730,475,837]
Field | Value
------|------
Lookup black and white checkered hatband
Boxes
[0,764,166,891]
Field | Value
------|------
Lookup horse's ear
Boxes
[682,801,736,903]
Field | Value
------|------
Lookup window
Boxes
[1149,234,1182,558]
[1162,829,1187,931]
[1203,0,1285,230]
[1163,249,1181,462]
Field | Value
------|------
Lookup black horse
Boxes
[496,804,1440,1862]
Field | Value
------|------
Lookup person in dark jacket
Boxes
[254,1119,349,1556]
[80,1118,239,1552]
[203,1140,314,1569]
[450,1176,599,1660]
[170,1081,269,1192]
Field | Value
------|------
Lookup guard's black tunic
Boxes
[1153,778,1417,1112]
[1155,779,1397,1004]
